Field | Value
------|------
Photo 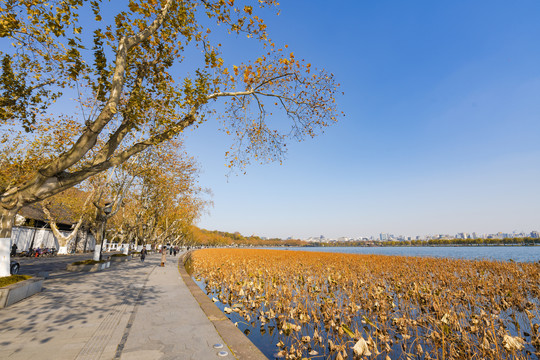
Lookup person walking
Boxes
[160,246,167,267]
[10,243,17,257]
[140,247,147,262]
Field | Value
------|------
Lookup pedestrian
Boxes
[160,246,167,267]
[173,247,177,256]
[140,247,147,262]
[10,243,17,257]
[169,246,173,255]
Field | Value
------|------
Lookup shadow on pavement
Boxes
[0,255,161,357]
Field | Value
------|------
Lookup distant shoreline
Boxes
[301,237,540,248]
[305,243,539,248]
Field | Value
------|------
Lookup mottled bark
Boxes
[0,206,17,239]
[0,206,19,277]
[42,206,84,248]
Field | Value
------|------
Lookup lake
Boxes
[192,248,540,359]
[259,245,540,262]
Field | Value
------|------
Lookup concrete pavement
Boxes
[0,251,266,360]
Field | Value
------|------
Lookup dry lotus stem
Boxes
[192,249,540,359]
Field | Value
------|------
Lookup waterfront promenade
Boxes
[0,252,265,360]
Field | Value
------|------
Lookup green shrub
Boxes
[72,259,105,266]
[111,253,127,257]
[0,275,32,287]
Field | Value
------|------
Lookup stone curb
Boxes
[109,255,133,262]
[66,261,111,272]
[179,251,269,360]
[0,277,44,308]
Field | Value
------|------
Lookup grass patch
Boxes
[0,275,32,287]
[71,259,105,266]
[111,253,127,257]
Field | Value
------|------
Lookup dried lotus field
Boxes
[190,249,540,359]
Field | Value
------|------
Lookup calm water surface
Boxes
[259,245,540,262]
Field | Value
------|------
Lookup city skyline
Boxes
[203,227,540,242]
[184,1,540,239]
[300,230,540,243]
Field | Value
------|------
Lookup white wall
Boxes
[10,226,96,252]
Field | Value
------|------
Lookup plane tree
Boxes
[41,187,94,254]
[0,0,341,276]
[109,140,209,251]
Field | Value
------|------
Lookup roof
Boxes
[18,202,78,226]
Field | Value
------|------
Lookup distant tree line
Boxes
[190,228,308,247]
[187,231,540,248]
[316,237,540,247]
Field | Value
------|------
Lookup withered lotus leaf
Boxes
[502,334,525,351]
[353,337,371,356]
[191,249,540,359]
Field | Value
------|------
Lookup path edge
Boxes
[178,251,269,360]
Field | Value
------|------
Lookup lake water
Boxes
[194,246,540,358]
[259,245,540,262]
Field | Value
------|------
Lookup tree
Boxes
[41,187,94,254]
[0,0,341,276]
[86,169,133,260]
[119,140,209,249]
[94,139,208,252]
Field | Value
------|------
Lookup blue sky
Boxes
[184,0,540,239]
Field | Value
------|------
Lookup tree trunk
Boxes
[73,231,79,253]
[0,206,19,277]
[42,205,84,254]
[93,220,105,261]
[134,235,139,252]
[82,229,89,252]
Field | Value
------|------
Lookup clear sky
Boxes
[184,0,540,239]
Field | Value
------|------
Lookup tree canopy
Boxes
[0,0,341,241]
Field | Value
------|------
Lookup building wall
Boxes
[10,226,96,252]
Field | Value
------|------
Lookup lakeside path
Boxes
[0,251,267,360]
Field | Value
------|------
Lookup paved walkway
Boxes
[0,252,236,360]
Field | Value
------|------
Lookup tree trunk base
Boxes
[93,245,101,261]
[0,238,11,277]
